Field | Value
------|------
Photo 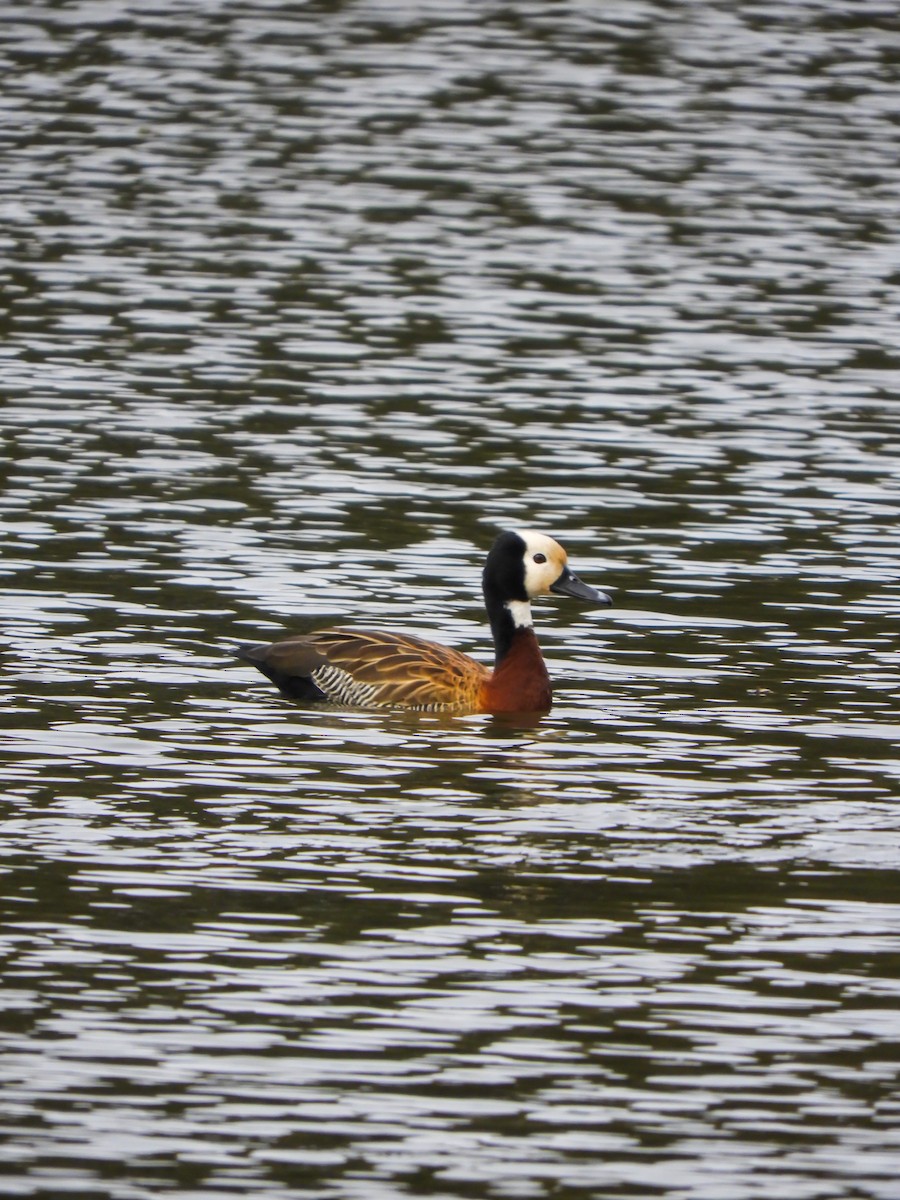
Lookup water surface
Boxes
[2,2,900,1197]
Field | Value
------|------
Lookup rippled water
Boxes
[3,2,900,1197]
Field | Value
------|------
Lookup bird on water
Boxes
[237,529,611,714]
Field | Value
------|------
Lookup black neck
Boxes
[484,583,520,666]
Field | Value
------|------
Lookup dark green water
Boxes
[2,2,900,1197]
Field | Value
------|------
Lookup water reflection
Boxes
[3,0,900,1196]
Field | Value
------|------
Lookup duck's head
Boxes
[483,530,612,624]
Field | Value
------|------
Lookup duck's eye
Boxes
[533,553,547,564]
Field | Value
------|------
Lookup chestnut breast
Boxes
[480,627,552,713]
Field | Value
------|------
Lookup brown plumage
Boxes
[237,530,612,714]
[239,628,490,711]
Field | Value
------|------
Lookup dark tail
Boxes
[235,642,328,703]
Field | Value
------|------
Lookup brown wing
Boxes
[240,627,489,711]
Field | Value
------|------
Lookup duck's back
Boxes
[238,628,490,711]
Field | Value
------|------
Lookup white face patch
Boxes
[515,530,568,598]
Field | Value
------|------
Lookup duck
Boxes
[237,529,612,714]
